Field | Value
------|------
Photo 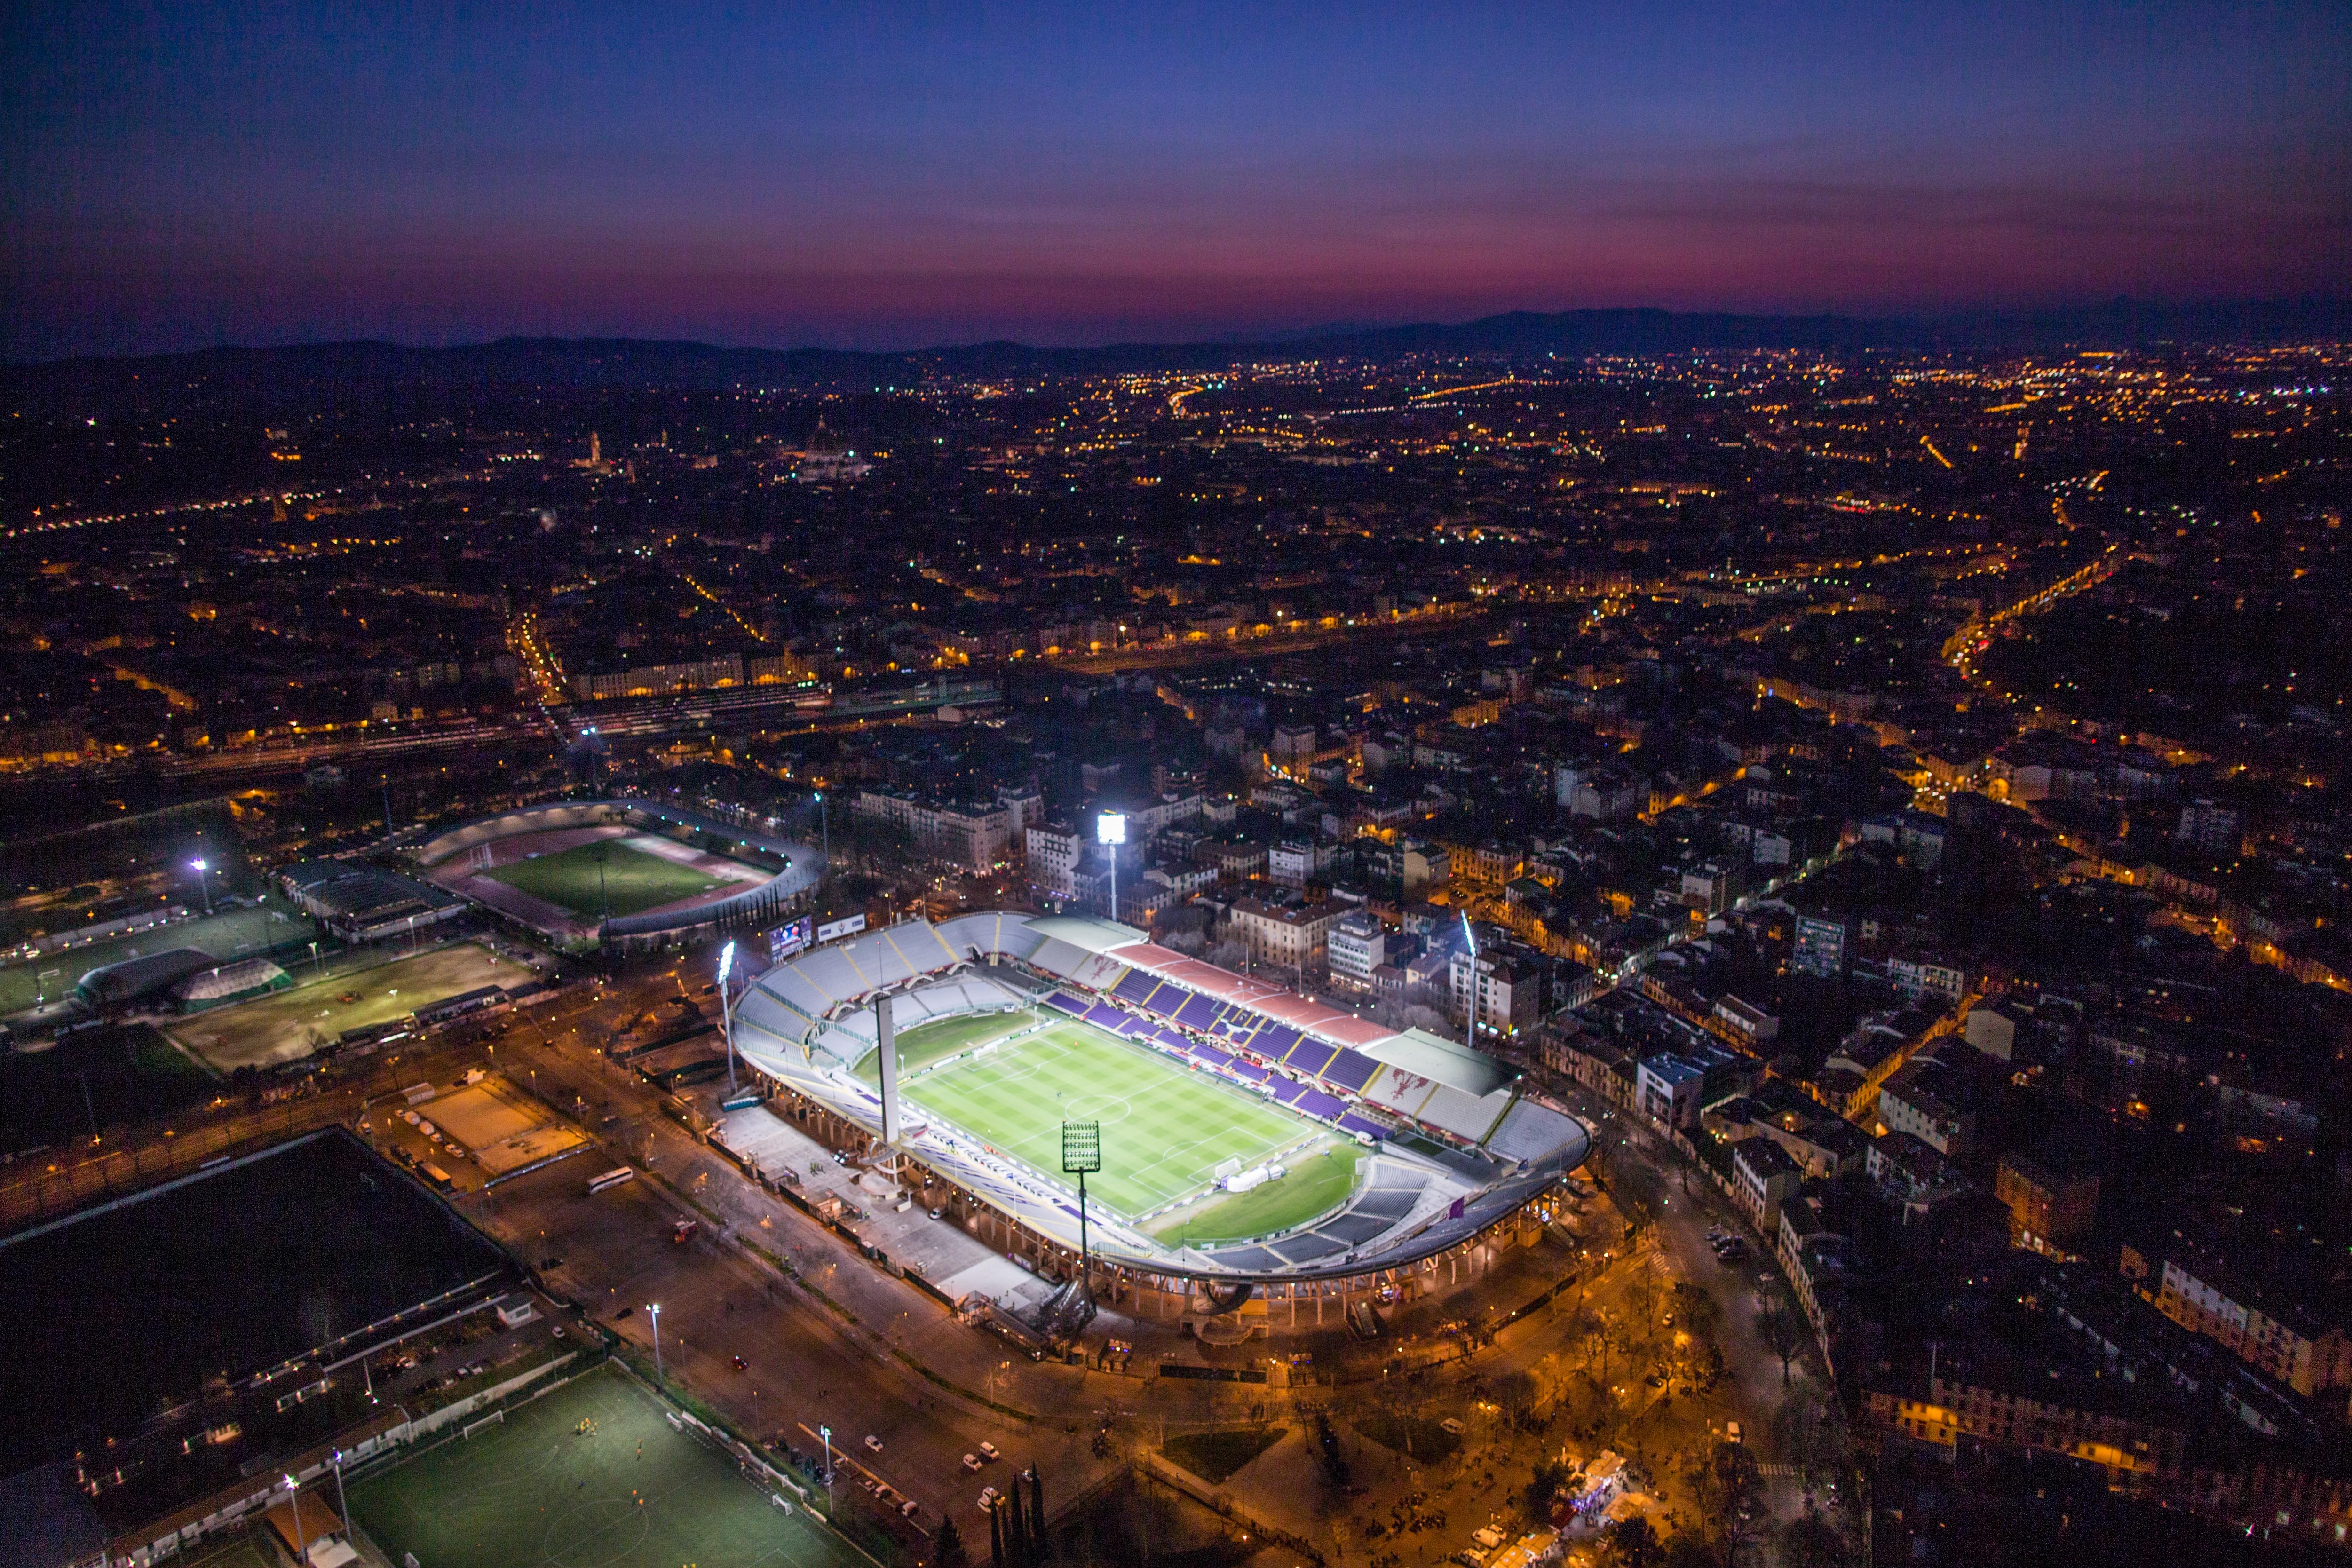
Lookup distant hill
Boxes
[8,301,2349,404]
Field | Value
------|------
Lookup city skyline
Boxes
[7,1,2350,360]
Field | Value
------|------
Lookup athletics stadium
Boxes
[729,912,1589,1328]
[416,796,821,951]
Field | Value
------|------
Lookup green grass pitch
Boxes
[348,1364,863,1568]
[901,1016,1346,1227]
[851,1007,1038,1083]
[484,840,725,919]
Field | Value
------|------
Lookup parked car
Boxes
[978,1441,1001,1462]
[962,1454,982,1473]
[864,1434,883,1454]
[977,1487,999,1513]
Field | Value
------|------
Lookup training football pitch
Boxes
[900,1015,1330,1221]
[483,840,730,919]
[348,1364,862,1568]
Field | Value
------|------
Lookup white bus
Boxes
[586,1166,636,1194]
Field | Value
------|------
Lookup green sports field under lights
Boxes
[348,1364,863,1568]
[874,1010,1361,1239]
[483,840,728,919]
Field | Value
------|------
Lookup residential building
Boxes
[1328,910,1387,991]
[1732,1137,1804,1229]
[1228,894,1341,974]
[1995,1148,2101,1257]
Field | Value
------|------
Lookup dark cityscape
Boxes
[1,8,2348,1568]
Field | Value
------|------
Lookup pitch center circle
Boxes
[1062,1093,1131,1123]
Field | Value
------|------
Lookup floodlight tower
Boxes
[1461,911,1480,1050]
[1096,812,1126,923]
[718,940,739,1094]
[875,991,901,1149]
[190,857,213,916]
[1061,1119,1101,1303]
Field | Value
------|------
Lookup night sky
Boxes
[5,2,2347,359]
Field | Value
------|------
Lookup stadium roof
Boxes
[1363,1027,1516,1098]
[77,948,216,1006]
[1024,913,1147,954]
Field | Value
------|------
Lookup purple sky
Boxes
[5,2,2347,359]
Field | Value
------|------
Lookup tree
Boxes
[1609,1516,1664,1568]
[1778,1509,1845,1568]
[1757,1302,1803,1386]
[934,1518,971,1568]
[1661,1533,1724,1568]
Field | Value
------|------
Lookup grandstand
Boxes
[727,910,1588,1320]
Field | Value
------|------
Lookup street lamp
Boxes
[190,857,213,916]
[718,941,739,1094]
[813,790,830,871]
[647,1303,663,1385]
[820,1423,834,1489]
[331,1450,350,1549]
[1096,813,1126,922]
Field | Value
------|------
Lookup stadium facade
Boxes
[731,911,1590,1325]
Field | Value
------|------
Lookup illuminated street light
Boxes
[190,856,213,915]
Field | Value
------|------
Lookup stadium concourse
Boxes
[729,912,1589,1329]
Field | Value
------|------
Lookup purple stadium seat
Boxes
[1337,1112,1388,1140]
[1284,1041,1337,1077]
[1045,991,1086,1014]
[1174,993,1222,1030]
[1323,1049,1380,1092]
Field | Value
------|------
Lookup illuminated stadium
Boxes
[415,796,820,950]
[731,911,1590,1323]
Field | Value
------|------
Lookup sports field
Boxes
[483,839,732,919]
[348,1364,862,1568]
[166,940,519,1072]
[851,1006,1037,1083]
[904,1016,1321,1220]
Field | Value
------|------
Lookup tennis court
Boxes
[907,1018,1316,1220]
[348,1364,861,1568]
[482,839,736,920]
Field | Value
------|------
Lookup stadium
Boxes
[731,911,1590,1327]
[415,796,821,950]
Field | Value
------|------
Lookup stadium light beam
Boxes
[648,1303,663,1384]
[190,856,213,915]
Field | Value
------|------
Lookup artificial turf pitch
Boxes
[483,840,727,920]
[348,1364,862,1568]
[898,1015,1332,1222]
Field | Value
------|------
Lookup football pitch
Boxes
[348,1364,862,1568]
[483,840,729,919]
[902,1016,1330,1221]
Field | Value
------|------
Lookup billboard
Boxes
[767,917,812,963]
[815,913,868,945]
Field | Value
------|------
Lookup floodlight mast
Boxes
[1096,813,1126,923]
[718,940,738,1093]
[1061,1120,1102,1303]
